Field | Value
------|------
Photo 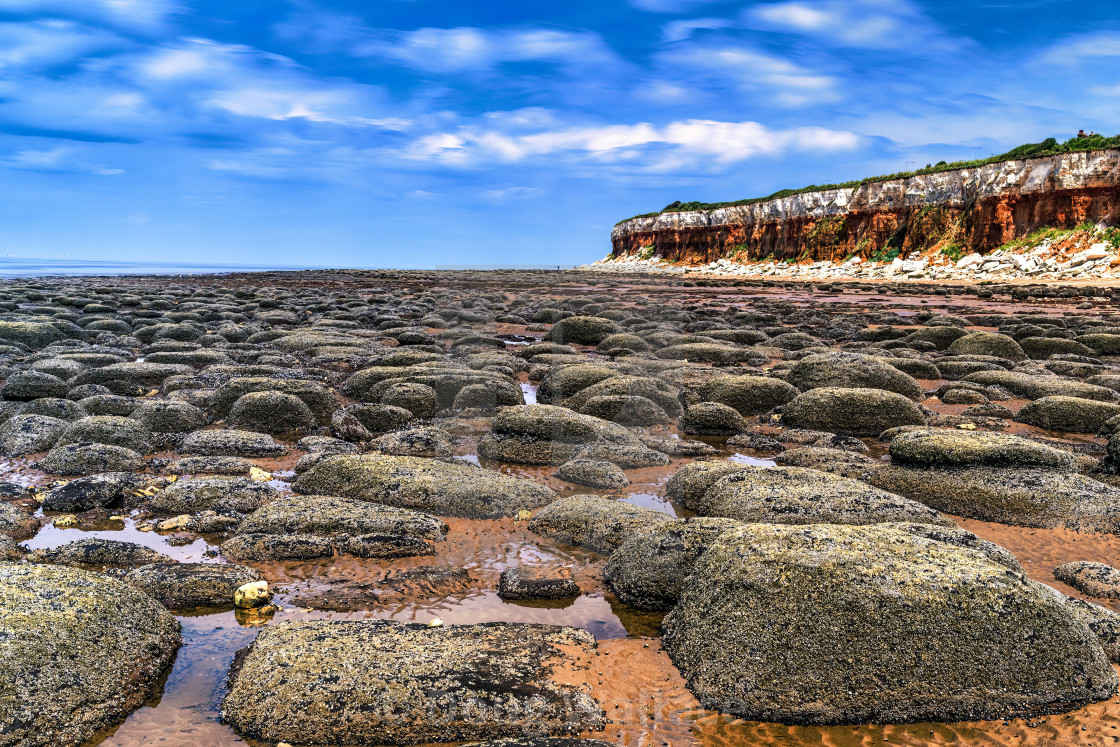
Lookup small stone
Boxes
[234,580,272,609]
[53,514,78,528]
[158,515,191,531]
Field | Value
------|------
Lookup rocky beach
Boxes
[1,268,1120,745]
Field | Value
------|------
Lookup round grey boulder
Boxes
[528,494,669,554]
[694,465,952,526]
[130,400,205,433]
[236,494,448,541]
[577,395,670,426]
[377,381,438,418]
[0,563,181,747]
[150,477,280,514]
[2,370,69,401]
[785,353,924,400]
[889,429,1076,470]
[666,461,748,510]
[548,315,619,345]
[1016,396,1120,434]
[180,429,286,458]
[604,517,740,609]
[0,414,66,456]
[662,523,1117,725]
[27,538,174,569]
[555,458,630,489]
[697,375,798,416]
[781,387,925,437]
[38,442,145,475]
[55,415,154,454]
[228,390,316,434]
[870,465,1120,533]
[947,332,1027,361]
[680,402,746,436]
[293,454,556,519]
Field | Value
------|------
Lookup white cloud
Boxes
[6,146,69,169]
[746,0,952,50]
[0,35,410,146]
[482,186,541,203]
[661,17,732,42]
[356,27,619,74]
[1041,32,1120,65]
[1,145,123,174]
[659,45,840,106]
[127,39,404,128]
[0,0,182,30]
[0,20,120,70]
[403,118,860,172]
[204,87,396,126]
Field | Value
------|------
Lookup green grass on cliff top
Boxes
[616,134,1120,226]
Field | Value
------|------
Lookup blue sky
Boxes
[0,0,1117,268]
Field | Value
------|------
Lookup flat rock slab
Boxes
[0,562,181,747]
[123,562,262,610]
[237,494,448,540]
[27,538,175,569]
[499,565,581,600]
[292,454,556,519]
[528,494,670,554]
[221,620,606,745]
[693,465,952,527]
[1055,561,1120,599]
[150,476,280,514]
[221,531,438,561]
[870,465,1120,533]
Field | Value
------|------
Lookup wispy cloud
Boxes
[658,44,841,106]
[403,118,860,172]
[0,19,121,70]
[1090,83,1120,97]
[660,17,733,42]
[745,0,958,51]
[0,0,182,31]
[1,144,124,174]
[353,27,621,74]
[0,36,408,142]
[1040,31,1120,64]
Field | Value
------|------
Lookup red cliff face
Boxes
[611,151,1120,265]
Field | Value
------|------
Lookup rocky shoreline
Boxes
[2,269,1120,745]
[587,233,1120,282]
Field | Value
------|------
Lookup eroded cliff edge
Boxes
[612,149,1120,264]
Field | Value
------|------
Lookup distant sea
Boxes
[0,257,324,278]
[0,258,583,278]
